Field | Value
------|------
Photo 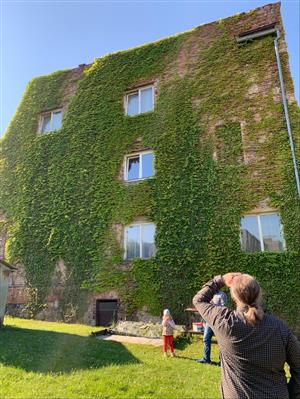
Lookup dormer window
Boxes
[39,109,63,133]
[124,151,154,181]
[125,86,154,116]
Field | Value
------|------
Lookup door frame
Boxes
[95,299,118,327]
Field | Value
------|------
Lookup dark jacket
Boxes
[193,276,300,399]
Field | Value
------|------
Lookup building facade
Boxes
[1,3,299,331]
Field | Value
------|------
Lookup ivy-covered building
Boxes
[1,2,299,331]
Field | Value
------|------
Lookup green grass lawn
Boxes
[0,317,221,398]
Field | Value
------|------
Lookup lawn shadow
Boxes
[0,325,141,374]
[175,355,198,361]
[174,335,191,351]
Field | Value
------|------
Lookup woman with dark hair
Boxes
[193,273,300,399]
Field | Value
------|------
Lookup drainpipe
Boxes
[237,28,300,200]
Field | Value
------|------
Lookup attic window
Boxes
[39,109,63,133]
[236,23,277,43]
[125,86,154,116]
[238,23,276,38]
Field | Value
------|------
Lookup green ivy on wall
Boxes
[0,15,299,330]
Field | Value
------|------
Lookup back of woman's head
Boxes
[230,274,264,325]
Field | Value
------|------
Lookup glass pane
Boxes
[127,156,140,180]
[260,214,284,252]
[41,115,51,133]
[52,111,62,130]
[141,153,154,178]
[240,216,261,252]
[127,93,139,116]
[126,225,140,259]
[140,87,153,113]
[141,224,156,258]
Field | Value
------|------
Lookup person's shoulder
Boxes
[264,312,286,325]
[263,313,291,334]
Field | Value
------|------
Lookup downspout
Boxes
[273,29,300,200]
[237,28,300,200]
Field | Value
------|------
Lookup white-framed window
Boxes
[125,85,154,116]
[124,151,154,181]
[240,213,285,253]
[124,222,156,260]
[39,109,63,133]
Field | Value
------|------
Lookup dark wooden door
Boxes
[96,299,118,327]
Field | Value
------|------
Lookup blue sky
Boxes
[1,0,299,137]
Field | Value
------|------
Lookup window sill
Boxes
[37,128,62,135]
[124,177,154,184]
[242,250,286,254]
[124,257,155,261]
[125,110,154,118]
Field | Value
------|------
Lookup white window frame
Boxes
[124,222,156,260]
[240,212,285,252]
[125,85,154,116]
[124,150,154,182]
[39,108,63,133]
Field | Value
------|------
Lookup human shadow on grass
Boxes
[0,326,141,374]
[174,335,191,351]
[175,355,220,366]
[174,337,220,364]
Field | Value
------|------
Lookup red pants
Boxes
[163,335,174,352]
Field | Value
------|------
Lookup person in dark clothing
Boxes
[197,290,227,364]
[193,273,300,399]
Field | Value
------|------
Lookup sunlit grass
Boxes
[0,317,221,398]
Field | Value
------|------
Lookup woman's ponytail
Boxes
[243,304,264,326]
[230,274,264,326]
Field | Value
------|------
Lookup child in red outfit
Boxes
[162,309,179,357]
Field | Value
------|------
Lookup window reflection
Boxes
[52,111,62,131]
[125,152,154,181]
[126,225,140,260]
[140,88,153,113]
[41,115,51,133]
[260,214,284,252]
[141,153,154,178]
[126,86,154,116]
[241,216,261,252]
[240,213,284,253]
[125,223,156,260]
[142,224,156,258]
[127,93,139,116]
[127,157,140,180]
[40,109,63,133]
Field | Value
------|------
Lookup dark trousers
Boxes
[203,323,214,362]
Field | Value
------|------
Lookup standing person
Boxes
[162,309,180,357]
[197,290,227,365]
[193,273,300,399]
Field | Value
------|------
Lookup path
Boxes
[97,334,163,346]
